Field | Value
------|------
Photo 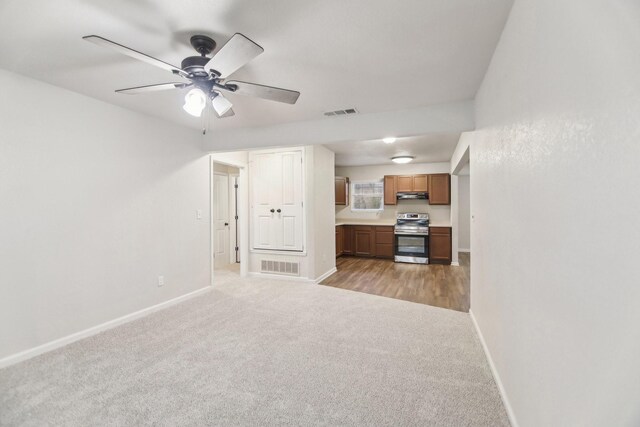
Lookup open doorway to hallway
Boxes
[213,162,241,276]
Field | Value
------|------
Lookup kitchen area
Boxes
[321,163,469,312]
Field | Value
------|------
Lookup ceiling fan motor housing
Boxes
[181,56,211,77]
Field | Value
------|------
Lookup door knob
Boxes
[224,222,229,226]
[270,209,275,213]
[277,209,281,213]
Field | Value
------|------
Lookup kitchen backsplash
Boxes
[335,199,451,224]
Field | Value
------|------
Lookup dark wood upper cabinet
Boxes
[384,175,397,205]
[396,176,414,192]
[335,176,349,205]
[429,226,452,264]
[428,174,451,205]
[413,175,428,192]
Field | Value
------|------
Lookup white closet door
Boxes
[277,151,303,251]
[251,152,280,250]
[250,149,304,252]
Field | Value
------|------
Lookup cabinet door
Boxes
[336,226,343,256]
[354,226,374,256]
[384,175,397,205]
[278,151,304,250]
[429,227,451,264]
[342,226,353,255]
[251,152,279,250]
[413,175,428,192]
[428,174,451,205]
[374,226,395,259]
[335,176,348,205]
[251,150,304,251]
[397,175,414,192]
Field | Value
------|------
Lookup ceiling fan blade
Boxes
[211,92,233,116]
[115,82,192,95]
[83,35,183,74]
[205,33,264,78]
[225,80,300,104]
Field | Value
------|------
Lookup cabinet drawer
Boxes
[375,231,394,245]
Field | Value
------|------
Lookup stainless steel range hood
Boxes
[396,192,428,200]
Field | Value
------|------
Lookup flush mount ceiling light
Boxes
[391,156,414,164]
[383,137,396,144]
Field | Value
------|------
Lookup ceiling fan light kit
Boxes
[83,33,300,119]
[391,156,414,164]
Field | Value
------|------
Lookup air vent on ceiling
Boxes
[324,108,358,117]
[261,259,300,276]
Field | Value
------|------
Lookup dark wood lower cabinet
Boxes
[374,226,394,259]
[429,227,452,264]
[336,225,395,259]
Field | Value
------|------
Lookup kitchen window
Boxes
[351,181,384,211]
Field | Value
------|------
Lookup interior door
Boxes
[251,152,279,249]
[213,173,230,269]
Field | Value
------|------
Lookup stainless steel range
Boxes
[394,213,429,264]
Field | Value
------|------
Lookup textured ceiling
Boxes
[0,0,512,131]
[325,133,461,167]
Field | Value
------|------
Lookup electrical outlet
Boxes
[158,276,164,287]
[196,209,203,220]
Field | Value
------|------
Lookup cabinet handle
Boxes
[270,208,275,213]
[277,209,282,213]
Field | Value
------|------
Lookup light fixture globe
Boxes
[183,88,207,117]
[391,156,414,164]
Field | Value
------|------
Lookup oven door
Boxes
[394,233,429,264]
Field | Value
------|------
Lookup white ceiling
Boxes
[0,0,512,131]
[326,133,461,167]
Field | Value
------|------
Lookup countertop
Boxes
[335,220,452,228]
[335,219,396,227]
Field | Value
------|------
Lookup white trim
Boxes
[249,249,307,257]
[469,309,519,427]
[0,286,212,369]
[459,248,471,253]
[247,272,314,284]
[314,267,337,284]
[450,261,460,267]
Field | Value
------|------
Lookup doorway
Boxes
[212,162,241,274]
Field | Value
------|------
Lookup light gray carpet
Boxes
[0,270,509,426]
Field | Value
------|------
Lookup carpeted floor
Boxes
[0,269,509,426]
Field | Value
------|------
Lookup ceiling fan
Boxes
[83,33,300,119]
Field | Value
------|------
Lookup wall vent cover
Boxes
[324,108,358,117]
[261,260,300,276]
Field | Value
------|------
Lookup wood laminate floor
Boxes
[320,253,470,312]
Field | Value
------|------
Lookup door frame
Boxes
[210,156,249,286]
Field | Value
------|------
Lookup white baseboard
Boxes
[314,267,337,284]
[459,248,471,253]
[469,309,518,427]
[0,286,212,369]
[451,261,460,267]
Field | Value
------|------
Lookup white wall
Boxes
[457,175,470,251]
[335,162,451,225]
[0,69,210,361]
[471,1,640,426]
